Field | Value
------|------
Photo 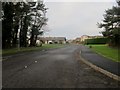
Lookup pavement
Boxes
[79,45,120,76]
[2,45,120,88]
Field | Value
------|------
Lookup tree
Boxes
[98,2,120,47]
[2,0,48,48]
[2,2,14,48]
[19,2,31,47]
[29,1,48,46]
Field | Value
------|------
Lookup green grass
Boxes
[2,44,66,56]
[87,44,119,62]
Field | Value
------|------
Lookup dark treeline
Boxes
[2,1,48,49]
[98,1,120,47]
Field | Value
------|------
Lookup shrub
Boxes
[85,38,109,44]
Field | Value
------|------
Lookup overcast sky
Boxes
[43,0,117,40]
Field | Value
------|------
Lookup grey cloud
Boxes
[44,2,117,39]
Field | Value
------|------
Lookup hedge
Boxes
[84,38,109,44]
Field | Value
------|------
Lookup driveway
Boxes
[2,45,119,88]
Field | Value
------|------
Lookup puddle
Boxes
[51,55,69,60]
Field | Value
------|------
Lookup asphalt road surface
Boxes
[2,45,120,88]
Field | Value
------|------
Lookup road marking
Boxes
[35,61,37,63]
[24,66,28,68]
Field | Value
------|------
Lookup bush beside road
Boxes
[84,38,108,45]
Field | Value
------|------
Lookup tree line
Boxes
[2,0,48,49]
[98,1,120,47]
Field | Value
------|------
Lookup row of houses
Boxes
[36,35,103,45]
[37,37,66,44]
[72,35,103,44]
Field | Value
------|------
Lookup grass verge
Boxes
[87,44,119,62]
[2,44,66,56]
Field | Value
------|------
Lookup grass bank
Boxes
[2,44,66,56]
[87,44,119,62]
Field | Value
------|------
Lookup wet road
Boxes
[2,45,119,88]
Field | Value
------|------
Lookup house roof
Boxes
[38,37,66,41]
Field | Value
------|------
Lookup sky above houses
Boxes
[43,0,117,40]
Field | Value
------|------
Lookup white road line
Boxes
[24,66,28,68]
[35,61,37,63]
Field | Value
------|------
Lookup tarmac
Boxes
[79,45,120,80]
